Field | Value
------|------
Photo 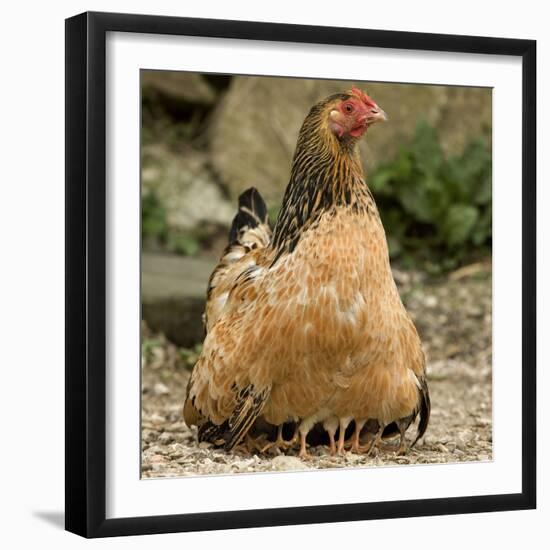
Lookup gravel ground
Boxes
[141,262,492,478]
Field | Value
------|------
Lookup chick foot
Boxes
[259,425,298,453]
[233,433,270,454]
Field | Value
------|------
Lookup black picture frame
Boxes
[65,11,537,538]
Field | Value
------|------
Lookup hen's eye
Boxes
[344,103,354,113]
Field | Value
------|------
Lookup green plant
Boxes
[142,191,202,257]
[167,234,200,256]
[370,120,492,271]
[142,192,168,241]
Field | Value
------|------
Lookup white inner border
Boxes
[106,32,523,519]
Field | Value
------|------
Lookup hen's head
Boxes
[326,87,387,140]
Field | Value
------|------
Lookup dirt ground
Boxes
[141,261,492,477]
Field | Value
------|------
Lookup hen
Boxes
[183,87,430,457]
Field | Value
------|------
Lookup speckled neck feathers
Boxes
[271,94,376,259]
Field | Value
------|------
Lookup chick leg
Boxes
[378,418,411,455]
[244,433,271,453]
[369,423,387,455]
[298,416,319,459]
[396,416,413,454]
[337,417,353,455]
[298,430,310,459]
[233,433,267,454]
[328,431,336,455]
[323,417,339,455]
[279,424,299,450]
[396,428,409,455]
[349,419,366,454]
[359,422,386,455]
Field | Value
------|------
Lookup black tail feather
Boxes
[228,187,268,246]
[412,378,431,447]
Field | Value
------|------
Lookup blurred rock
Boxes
[209,77,323,204]
[209,77,491,206]
[153,382,170,396]
[142,145,234,231]
[142,253,216,347]
[142,71,217,106]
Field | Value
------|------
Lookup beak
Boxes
[369,107,388,124]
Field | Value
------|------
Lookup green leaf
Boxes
[369,120,492,269]
[168,234,200,256]
[142,193,167,239]
[410,120,444,177]
[369,166,395,193]
[471,206,492,246]
[473,173,492,205]
[442,204,480,247]
[399,182,439,224]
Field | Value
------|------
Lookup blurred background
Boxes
[142,73,492,268]
[140,73,493,476]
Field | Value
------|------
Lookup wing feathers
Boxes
[189,383,271,451]
[203,188,271,332]
[224,384,271,451]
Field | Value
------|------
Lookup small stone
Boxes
[424,295,438,308]
[445,441,457,452]
[149,413,165,425]
[167,444,185,457]
[153,382,170,396]
[345,453,362,463]
[143,430,158,444]
[422,435,436,447]
[270,455,309,471]
[233,459,254,471]
[456,434,471,451]
[144,444,164,455]
[158,432,175,444]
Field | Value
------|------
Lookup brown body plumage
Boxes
[184,88,430,456]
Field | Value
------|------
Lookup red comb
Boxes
[348,86,377,108]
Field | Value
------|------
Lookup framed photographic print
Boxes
[65,11,536,538]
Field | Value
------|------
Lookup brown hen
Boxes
[183,87,430,457]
